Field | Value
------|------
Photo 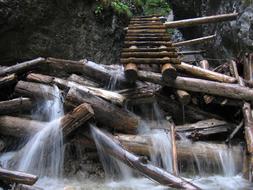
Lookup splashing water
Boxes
[0,85,64,179]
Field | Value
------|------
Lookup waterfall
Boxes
[0,85,64,178]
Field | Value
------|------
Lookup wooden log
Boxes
[128,25,166,30]
[26,73,125,106]
[0,57,45,77]
[45,58,130,89]
[0,74,17,88]
[91,127,201,190]
[138,70,253,102]
[164,13,238,28]
[15,81,59,100]
[179,50,206,55]
[65,88,140,133]
[124,41,172,47]
[131,17,162,21]
[244,53,253,81]
[14,184,43,190]
[121,58,181,65]
[175,90,191,105]
[0,167,38,185]
[0,98,33,115]
[122,47,176,52]
[170,122,178,175]
[58,103,94,138]
[124,63,138,83]
[174,62,236,83]
[161,63,177,81]
[0,116,45,137]
[199,60,209,70]
[121,51,178,58]
[125,36,170,41]
[67,74,100,87]
[173,35,216,47]
[126,33,170,37]
[127,29,166,34]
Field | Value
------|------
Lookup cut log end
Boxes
[161,63,177,81]
[124,63,138,83]
[175,90,191,105]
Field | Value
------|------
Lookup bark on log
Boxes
[174,90,191,105]
[0,167,38,185]
[125,36,170,41]
[128,25,166,30]
[67,74,100,87]
[121,58,181,65]
[14,184,43,190]
[174,62,236,83]
[0,104,94,138]
[0,98,33,115]
[45,58,130,89]
[161,63,177,81]
[121,52,178,58]
[122,47,176,52]
[0,57,45,77]
[127,29,166,34]
[170,122,178,175]
[26,73,126,106]
[65,88,140,133]
[15,81,59,100]
[58,103,94,138]
[164,13,238,28]
[179,50,206,55]
[172,35,216,47]
[91,127,201,190]
[0,74,17,88]
[138,70,253,102]
[124,63,138,83]
[124,41,172,47]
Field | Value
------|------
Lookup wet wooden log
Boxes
[170,122,178,175]
[0,74,17,88]
[0,167,38,185]
[124,46,138,83]
[15,81,59,100]
[128,25,166,30]
[91,127,201,190]
[125,36,170,41]
[139,70,253,102]
[121,58,181,65]
[179,50,206,55]
[121,51,178,58]
[45,58,129,89]
[0,116,45,137]
[0,98,33,115]
[172,35,216,47]
[164,13,238,28]
[131,17,161,21]
[124,41,172,47]
[174,62,236,83]
[161,63,177,81]
[0,104,94,138]
[68,74,100,87]
[174,90,191,105]
[127,29,166,34]
[26,73,125,106]
[14,184,43,190]
[65,88,140,133]
[0,57,45,77]
[126,33,170,37]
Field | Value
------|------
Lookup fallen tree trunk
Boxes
[14,184,43,190]
[0,98,33,115]
[0,103,94,138]
[164,13,238,28]
[68,74,100,87]
[0,57,45,77]
[15,81,59,100]
[65,88,140,133]
[91,126,201,190]
[0,167,38,185]
[138,70,253,102]
[45,58,130,89]
[174,62,236,83]
[172,35,216,47]
[0,74,17,88]
[121,57,181,65]
[26,73,126,106]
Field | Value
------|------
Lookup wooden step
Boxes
[120,57,181,65]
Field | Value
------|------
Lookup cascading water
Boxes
[0,85,64,188]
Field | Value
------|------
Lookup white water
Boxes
[0,85,64,186]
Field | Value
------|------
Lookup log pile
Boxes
[1,13,253,189]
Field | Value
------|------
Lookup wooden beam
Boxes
[172,35,216,47]
[164,13,238,28]
[121,58,181,65]
[121,52,178,58]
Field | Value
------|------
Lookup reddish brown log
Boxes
[121,58,181,65]
[121,52,178,58]
[161,63,177,81]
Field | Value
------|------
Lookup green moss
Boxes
[142,0,171,16]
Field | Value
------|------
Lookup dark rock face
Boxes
[0,0,128,65]
[169,0,253,62]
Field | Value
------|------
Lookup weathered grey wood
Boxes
[68,74,100,87]
[0,167,38,185]
[164,13,238,28]
[14,184,43,190]
[0,74,17,88]
[0,98,33,115]
[138,70,253,102]
[173,35,216,47]
[0,57,45,77]
[91,127,201,190]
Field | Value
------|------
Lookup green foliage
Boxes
[95,5,104,15]
[142,0,171,16]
